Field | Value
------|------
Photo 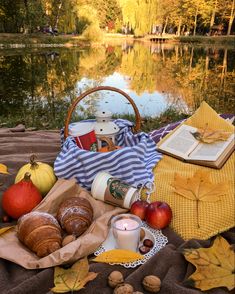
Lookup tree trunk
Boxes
[209,0,217,34]
[177,16,182,36]
[162,16,168,34]
[54,0,63,30]
[227,0,235,35]
[219,49,227,95]
[193,7,198,36]
[161,45,165,63]
[189,47,194,73]
[175,45,179,63]
[30,54,36,125]
[23,0,30,33]
[204,50,209,89]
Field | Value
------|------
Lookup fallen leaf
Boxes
[0,226,14,236]
[191,125,231,144]
[183,235,235,291]
[51,257,98,293]
[172,170,228,228]
[172,170,228,202]
[93,249,144,264]
[0,163,10,174]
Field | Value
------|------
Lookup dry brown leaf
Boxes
[191,125,231,144]
[0,163,10,174]
[172,170,228,228]
[51,257,98,293]
[0,226,15,236]
[183,235,235,291]
[92,249,144,264]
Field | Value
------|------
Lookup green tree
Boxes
[0,0,24,32]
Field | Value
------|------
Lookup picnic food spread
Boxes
[15,154,57,196]
[17,211,62,257]
[0,87,234,294]
[2,172,42,219]
[17,197,94,257]
[57,197,93,236]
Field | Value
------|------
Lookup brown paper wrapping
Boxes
[0,178,126,269]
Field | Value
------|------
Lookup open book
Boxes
[157,124,235,169]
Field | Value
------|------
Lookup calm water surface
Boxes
[0,40,234,129]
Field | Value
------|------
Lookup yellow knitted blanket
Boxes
[151,102,234,240]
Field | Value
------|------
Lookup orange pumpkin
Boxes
[98,136,122,152]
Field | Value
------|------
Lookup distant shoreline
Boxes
[0,33,234,49]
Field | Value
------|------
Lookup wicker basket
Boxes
[54,86,162,190]
[63,86,142,140]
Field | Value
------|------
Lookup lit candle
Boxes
[111,214,142,252]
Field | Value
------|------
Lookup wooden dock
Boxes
[147,35,174,42]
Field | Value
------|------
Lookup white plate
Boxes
[94,222,168,268]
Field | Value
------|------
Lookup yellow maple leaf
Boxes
[183,235,235,291]
[0,226,14,236]
[93,249,144,264]
[0,163,10,174]
[172,170,228,202]
[191,125,231,144]
[51,257,98,293]
[172,170,228,228]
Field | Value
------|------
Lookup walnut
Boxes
[62,234,76,247]
[108,271,124,288]
[140,228,145,241]
[142,275,161,293]
[133,292,144,294]
[113,283,134,294]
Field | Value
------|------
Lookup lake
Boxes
[0,40,234,129]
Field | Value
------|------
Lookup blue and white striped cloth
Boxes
[54,119,162,190]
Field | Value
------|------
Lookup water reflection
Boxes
[0,41,234,129]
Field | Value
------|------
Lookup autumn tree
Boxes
[119,0,158,36]
[226,0,235,35]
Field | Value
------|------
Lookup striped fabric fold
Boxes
[55,119,162,190]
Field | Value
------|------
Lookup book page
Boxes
[189,134,235,161]
[158,125,199,159]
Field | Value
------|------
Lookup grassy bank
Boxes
[0,33,234,48]
[176,35,235,45]
[0,107,189,133]
[113,108,189,133]
[0,33,91,48]
[105,33,235,46]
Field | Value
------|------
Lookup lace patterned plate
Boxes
[94,221,168,268]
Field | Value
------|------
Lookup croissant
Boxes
[17,211,62,257]
[57,197,93,237]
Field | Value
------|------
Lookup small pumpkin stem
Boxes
[30,154,39,169]
[24,172,32,181]
[99,136,116,151]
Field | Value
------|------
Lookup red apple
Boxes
[145,201,172,229]
[130,200,149,220]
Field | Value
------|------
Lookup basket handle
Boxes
[64,86,141,139]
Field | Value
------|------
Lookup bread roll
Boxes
[57,197,93,237]
[17,211,62,257]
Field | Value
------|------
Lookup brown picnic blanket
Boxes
[0,127,234,294]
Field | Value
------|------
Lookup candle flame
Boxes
[123,223,128,230]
